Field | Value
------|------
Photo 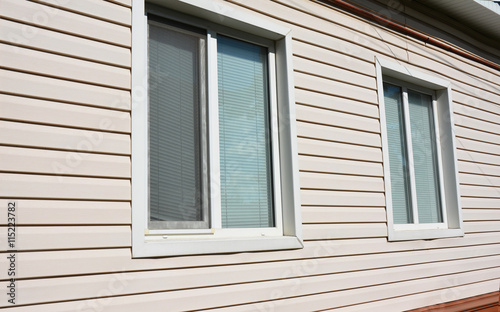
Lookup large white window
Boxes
[376,58,463,241]
[132,1,302,257]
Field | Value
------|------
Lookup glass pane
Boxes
[384,83,413,224]
[148,22,205,224]
[217,35,274,228]
[408,90,442,223]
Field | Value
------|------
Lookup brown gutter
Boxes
[320,0,500,72]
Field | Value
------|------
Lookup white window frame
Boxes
[132,0,303,257]
[376,57,464,241]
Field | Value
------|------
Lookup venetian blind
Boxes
[384,83,413,224]
[148,23,204,223]
[408,90,442,223]
[217,35,274,228]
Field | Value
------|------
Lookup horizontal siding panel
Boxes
[6,256,500,311]
[1,0,130,47]
[320,280,499,312]
[299,155,383,177]
[295,71,378,104]
[6,253,498,309]
[0,249,139,279]
[0,199,130,225]
[456,137,500,156]
[453,113,500,136]
[464,221,500,233]
[463,208,500,221]
[302,207,387,223]
[0,70,130,110]
[202,267,500,312]
[459,173,500,187]
[452,84,500,108]
[0,94,130,132]
[0,146,130,178]
[460,185,500,198]
[0,173,130,200]
[296,104,380,133]
[457,149,500,166]
[408,40,499,89]
[456,127,500,150]
[291,25,377,63]
[453,91,500,116]
[292,25,406,63]
[294,55,376,89]
[28,244,500,308]
[300,172,384,192]
[454,103,500,126]
[14,246,476,302]
[297,137,382,162]
[5,234,500,279]
[458,160,500,177]
[0,19,130,67]
[0,43,130,89]
[107,0,132,7]
[295,88,380,118]
[462,197,500,209]
[303,223,387,240]
[408,50,500,94]
[17,246,484,306]
[460,160,498,177]
[0,225,130,251]
[0,121,130,154]
[455,113,500,134]
[453,84,500,109]
[275,0,408,50]
[34,0,131,26]
[231,0,408,61]
[292,40,375,76]
[301,190,385,207]
[297,121,381,147]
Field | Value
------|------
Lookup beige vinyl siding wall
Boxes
[0,0,133,308]
[0,0,499,311]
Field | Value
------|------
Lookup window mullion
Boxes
[199,33,210,228]
[402,87,419,225]
[207,29,222,229]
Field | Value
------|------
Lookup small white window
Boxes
[132,1,302,257]
[376,58,463,241]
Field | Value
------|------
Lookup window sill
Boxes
[388,228,464,241]
[132,235,303,257]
